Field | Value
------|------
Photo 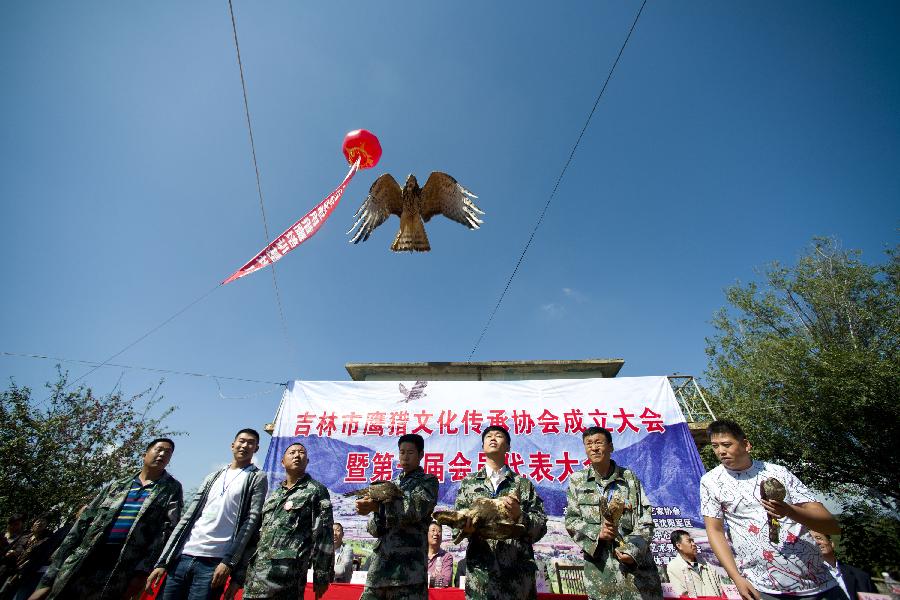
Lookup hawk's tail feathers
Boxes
[391,216,430,252]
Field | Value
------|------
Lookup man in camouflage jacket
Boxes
[564,426,661,600]
[30,439,183,600]
[231,442,334,600]
[356,434,438,600]
[454,426,547,600]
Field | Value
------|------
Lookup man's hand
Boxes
[735,576,760,600]
[210,563,231,589]
[123,574,148,599]
[500,495,521,522]
[462,517,476,535]
[598,520,617,541]
[145,568,167,593]
[224,581,241,600]
[26,587,50,600]
[760,498,793,521]
[614,550,635,566]
[355,497,379,516]
[314,580,329,599]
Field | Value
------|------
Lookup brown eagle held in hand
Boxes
[348,172,483,252]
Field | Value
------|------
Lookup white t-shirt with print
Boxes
[182,467,250,558]
[700,460,835,596]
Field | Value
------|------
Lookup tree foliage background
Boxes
[704,237,900,574]
[0,370,179,525]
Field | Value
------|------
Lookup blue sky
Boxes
[2,1,897,490]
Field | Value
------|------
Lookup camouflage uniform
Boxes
[360,467,439,600]
[38,471,183,600]
[564,461,662,600]
[453,468,548,600]
[237,473,334,600]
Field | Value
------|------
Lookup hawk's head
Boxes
[404,174,419,194]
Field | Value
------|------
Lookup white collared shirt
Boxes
[484,465,510,493]
[826,561,851,600]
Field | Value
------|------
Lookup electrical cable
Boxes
[226,0,295,357]
[467,0,649,360]
[2,350,286,386]
[54,282,222,396]
[26,2,301,402]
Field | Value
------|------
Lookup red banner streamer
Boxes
[223,158,361,285]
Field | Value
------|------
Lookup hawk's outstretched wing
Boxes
[419,172,483,228]
[348,174,403,244]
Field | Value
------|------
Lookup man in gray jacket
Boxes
[146,428,268,600]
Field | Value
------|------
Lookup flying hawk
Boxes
[348,172,483,252]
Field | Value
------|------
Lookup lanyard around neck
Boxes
[221,466,249,497]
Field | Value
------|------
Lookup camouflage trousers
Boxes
[359,583,427,600]
[583,553,662,600]
[464,564,537,600]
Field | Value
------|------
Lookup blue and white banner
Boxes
[263,376,706,567]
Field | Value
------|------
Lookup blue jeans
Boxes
[161,554,223,600]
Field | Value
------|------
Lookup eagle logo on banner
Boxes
[399,381,428,403]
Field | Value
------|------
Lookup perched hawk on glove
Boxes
[347,172,483,252]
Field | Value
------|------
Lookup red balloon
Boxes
[342,129,382,169]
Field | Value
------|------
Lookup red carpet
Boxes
[142,580,589,600]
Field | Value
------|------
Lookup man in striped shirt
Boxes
[30,438,183,600]
[106,478,160,544]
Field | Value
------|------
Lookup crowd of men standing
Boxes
[1,420,879,600]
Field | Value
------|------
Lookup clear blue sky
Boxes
[2,1,897,490]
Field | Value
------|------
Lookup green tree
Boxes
[704,238,899,572]
[838,505,900,577]
[0,370,180,525]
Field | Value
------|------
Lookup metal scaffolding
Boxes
[668,375,716,423]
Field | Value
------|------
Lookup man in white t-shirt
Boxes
[700,420,842,600]
[147,428,268,600]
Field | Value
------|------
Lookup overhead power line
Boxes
[467,0,649,360]
[30,3,300,402]
[226,0,295,356]
[56,283,222,395]
[2,350,286,387]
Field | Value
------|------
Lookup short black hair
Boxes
[582,426,612,444]
[146,437,175,452]
[707,420,746,441]
[670,529,689,546]
[398,433,425,454]
[481,425,511,446]
[333,522,344,533]
[282,442,307,457]
[7,515,23,524]
[235,428,261,443]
